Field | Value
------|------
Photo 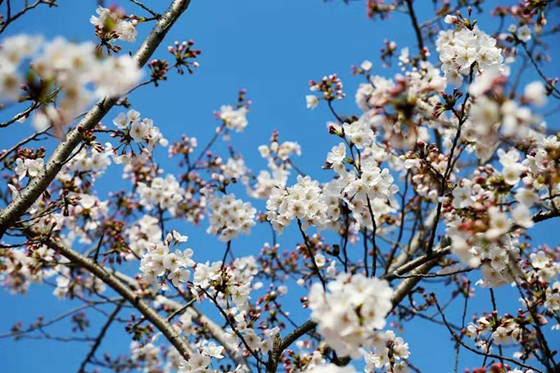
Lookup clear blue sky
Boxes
[1,0,559,372]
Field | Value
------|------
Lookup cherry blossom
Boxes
[0,1,559,373]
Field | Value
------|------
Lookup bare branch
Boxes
[77,302,124,373]
[404,0,425,58]
[129,0,160,18]
[0,0,56,34]
[0,298,121,339]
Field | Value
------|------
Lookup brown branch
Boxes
[386,208,438,273]
[419,2,470,29]
[365,195,379,277]
[521,42,560,98]
[0,298,120,339]
[531,209,560,223]
[21,229,196,360]
[129,0,160,18]
[110,271,251,370]
[199,287,267,366]
[388,266,473,279]
[382,244,451,281]
[404,0,425,58]
[297,219,326,289]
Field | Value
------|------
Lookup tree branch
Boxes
[110,270,251,371]
[30,233,195,360]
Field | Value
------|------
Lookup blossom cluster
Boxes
[267,146,399,233]
[306,73,345,109]
[308,273,393,358]
[222,157,249,182]
[545,281,560,314]
[67,148,112,174]
[139,231,194,288]
[446,134,560,287]
[137,174,184,215]
[66,194,110,244]
[246,133,301,199]
[193,256,259,309]
[190,255,282,356]
[352,59,446,148]
[447,197,529,287]
[507,24,532,43]
[90,6,137,43]
[0,35,43,100]
[0,35,142,130]
[364,330,411,373]
[53,266,107,299]
[206,193,256,242]
[355,60,446,112]
[125,215,162,260]
[267,175,334,232]
[218,105,249,133]
[399,143,451,201]
[15,157,44,180]
[528,250,560,292]
[167,39,202,75]
[335,158,399,231]
[436,24,504,85]
[112,109,168,149]
[130,341,161,372]
[178,349,225,373]
[466,310,537,356]
[1,246,55,294]
[464,68,547,161]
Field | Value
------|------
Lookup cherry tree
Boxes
[0,0,559,372]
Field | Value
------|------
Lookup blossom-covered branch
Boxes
[0,0,192,238]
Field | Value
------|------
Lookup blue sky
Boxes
[1,0,559,372]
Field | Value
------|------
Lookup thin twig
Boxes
[297,219,326,290]
[0,0,56,34]
[432,295,543,373]
[0,125,52,163]
[166,298,195,322]
[129,0,160,18]
[521,42,560,98]
[405,0,425,58]
[0,102,40,127]
[77,302,124,373]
